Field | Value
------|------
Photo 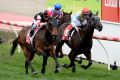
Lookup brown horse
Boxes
[10,17,61,74]
[56,11,103,72]
[55,11,72,58]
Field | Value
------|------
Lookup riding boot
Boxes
[69,28,74,37]
[30,29,34,37]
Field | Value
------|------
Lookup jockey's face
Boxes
[83,14,90,19]
[54,9,59,14]
[44,15,49,20]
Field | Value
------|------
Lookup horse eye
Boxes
[92,18,95,20]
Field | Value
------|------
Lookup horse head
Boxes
[47,17,58,38]
[58,11,72,26]
[88,11,103,32]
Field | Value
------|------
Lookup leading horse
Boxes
[56,11,103,72]
[10,17,61,74]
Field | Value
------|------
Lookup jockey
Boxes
[62,7,91,40]
[47,3,63,21]
[30,10,50,37]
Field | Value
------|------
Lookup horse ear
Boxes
[96,11,99,16]
[69,11,72,15]
[89,11,93,17]
[62,10,65,15]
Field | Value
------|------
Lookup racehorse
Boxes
[58,11,72,27]
[56,11,103,72]
[56,11,72,58]
[10,17,61,74]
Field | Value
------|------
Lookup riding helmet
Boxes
[43,10,49,16]
[82,8,90,14]
[54,3,61,10]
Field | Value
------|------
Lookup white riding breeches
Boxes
[71,15,81,30]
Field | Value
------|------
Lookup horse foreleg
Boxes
[41,53,49,74]
[81,50,92,69]
[59,48,64,58]
[53,55,61,73]
[55,41,64,58]
[50,47,61,73]
[63,50,76,72]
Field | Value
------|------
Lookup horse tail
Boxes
[10,38,18,56]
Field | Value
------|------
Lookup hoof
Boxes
[62,64,68,68]
[78,60,82,64]
[72,66,76,73]
[55,70,58,73]
[72,69,76,73]
[26,72,28,75]
[41,69,45,74]
[57,54,64,58]
[81,65,87,69]
[57,67,61,71]
[32,71,37,75]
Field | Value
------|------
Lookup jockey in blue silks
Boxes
[47,3,63,21]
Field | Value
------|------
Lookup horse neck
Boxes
[58,17,65,27]
[37,28,53,43]
[81,25,94,40]
[58,15,71,27]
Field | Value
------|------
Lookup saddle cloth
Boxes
[26,27,39,44]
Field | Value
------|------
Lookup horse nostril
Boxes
[99,26,103,31]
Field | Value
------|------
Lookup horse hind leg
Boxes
[21,45,36,75]
[26,53,37,75]
[41,51,49,74]
[81,50,92,69]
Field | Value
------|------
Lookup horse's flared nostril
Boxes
[98,25,103,31]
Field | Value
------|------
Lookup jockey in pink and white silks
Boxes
[29,10,50,37]
[62,8,91,40]
[47,3,63,21]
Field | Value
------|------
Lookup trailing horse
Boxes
[10,17,61,74]
[56,11,103,72]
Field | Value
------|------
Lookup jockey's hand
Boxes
[43,22,47,25]
[40,22,47,26]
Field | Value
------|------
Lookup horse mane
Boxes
[58,11,72,27]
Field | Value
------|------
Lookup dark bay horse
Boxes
[56,11,103,72]
[58,11,72,27]
[10,17,61,74]
[55,11,72,58]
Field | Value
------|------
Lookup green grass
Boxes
[47,0,101,16]
[0,44,120,80]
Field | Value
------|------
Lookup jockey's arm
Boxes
[40,22,47,26]
[36,15,47,27]
[57,11,63,19]
[36,15,41,27]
